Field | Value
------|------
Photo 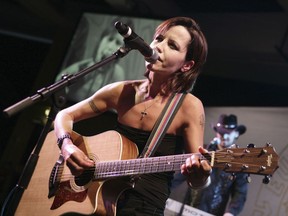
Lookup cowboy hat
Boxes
[213,114,246,135]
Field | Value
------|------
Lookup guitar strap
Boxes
[139,92,186,158]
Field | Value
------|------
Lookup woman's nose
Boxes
[155,42,163,53]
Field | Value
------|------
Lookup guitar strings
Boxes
[54,153,204,181]
[54,151,272,182]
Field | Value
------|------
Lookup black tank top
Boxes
[115,122,184,210]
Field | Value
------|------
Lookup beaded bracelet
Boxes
[57,134,72,149]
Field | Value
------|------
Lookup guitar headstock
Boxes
[208,143,279,178]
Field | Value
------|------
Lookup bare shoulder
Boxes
[100,79,146,92]
[182,93,204,112]
[180,93,205,122]
[89,80,146,106]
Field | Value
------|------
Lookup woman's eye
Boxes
[155,35,163,42]
[168,42,177,50]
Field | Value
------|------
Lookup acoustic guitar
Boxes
[15,130,279,216]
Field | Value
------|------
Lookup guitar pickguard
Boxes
[51,180,88,210]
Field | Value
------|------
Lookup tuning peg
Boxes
[263,175,271,184]
[266,142,272,147]
[261,148,267,154]
[247,143,255,148]
[242,164,249,170]
[227,149,233,154]
[225,163,232,169]
[246,174,252,183]
[244,149,250,153]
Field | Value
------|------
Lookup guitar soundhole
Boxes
[74,167,95,186]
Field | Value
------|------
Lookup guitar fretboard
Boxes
[94,153,210,180]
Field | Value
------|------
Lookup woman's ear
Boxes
[181,60,195,72]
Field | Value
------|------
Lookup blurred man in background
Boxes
[192,114,248,216]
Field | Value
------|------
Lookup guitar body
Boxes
[15,130,139,216]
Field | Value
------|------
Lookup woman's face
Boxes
[147,25,192,75]
[95,32,123,62]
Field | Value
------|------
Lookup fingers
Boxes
[181,153,212,177]
[62,142,94,165]
[67,153,94,176]
[200,159,212,175]
[180,154,200,175]
[181,153,212,189]
[198,146,208,154]
[186,154,200,173]
[198,146,212,175]
[66,158,84,176]
[63,145,94,176]
[70,151,94,167]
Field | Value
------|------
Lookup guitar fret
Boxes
[153,158,160,172]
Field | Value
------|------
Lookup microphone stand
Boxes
[1,46,131,216]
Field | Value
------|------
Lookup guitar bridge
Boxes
[48,155,64,198]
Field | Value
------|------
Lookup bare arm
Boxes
[179,95,211,188]
[53,82,123,175]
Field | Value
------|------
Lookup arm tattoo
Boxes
[199,113,205,128]
[88,100,101,114]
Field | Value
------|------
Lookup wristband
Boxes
[188,176,211,190]
[57,134,72,149]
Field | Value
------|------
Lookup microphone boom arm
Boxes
[3,46,130,118]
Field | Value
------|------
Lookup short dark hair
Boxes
[151,17,208,93]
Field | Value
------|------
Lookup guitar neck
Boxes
[93,145,279,180]
[94,153,210,180]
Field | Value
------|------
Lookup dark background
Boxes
[1,0,288,212]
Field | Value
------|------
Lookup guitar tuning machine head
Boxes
[247,143,255,148]
[260,166,267,171]
[263,175,271,184]
[227,149,233,154]
[242,164,249,170]
[261,149,268,154]
[266,142,272,147]
[225,163,232,169]
[244,149,250,153]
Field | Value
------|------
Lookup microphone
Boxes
[210,137,221,145]
[114,21,159,63]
